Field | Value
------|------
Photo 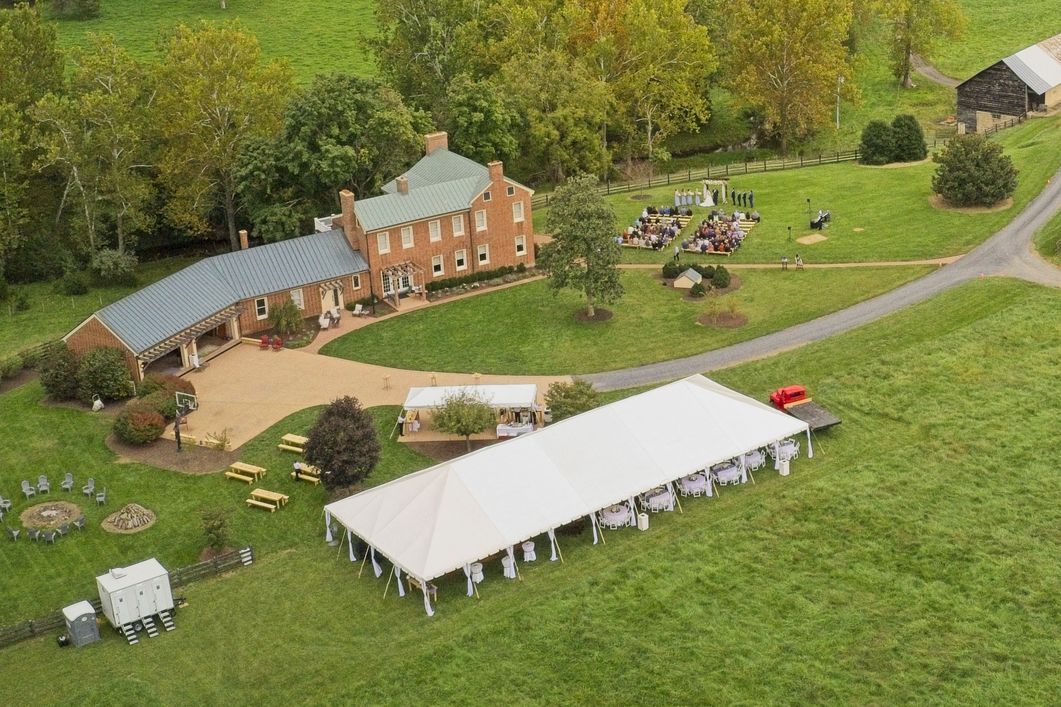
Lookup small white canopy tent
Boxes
[402,384,538,410]
[326,375,810,615]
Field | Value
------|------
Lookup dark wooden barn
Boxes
[957,33,1061,133]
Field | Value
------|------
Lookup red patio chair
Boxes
[271,336,283,351]
[259,335,270,350]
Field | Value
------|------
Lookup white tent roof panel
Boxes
[403,384,538,410]
[327,375,809,582]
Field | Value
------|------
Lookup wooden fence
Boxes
[531,138,957,209]
[0,546,254,649]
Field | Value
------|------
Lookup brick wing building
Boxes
[64,132,533,382]
[957,33,1061,133]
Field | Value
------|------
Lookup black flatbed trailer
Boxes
[783,401,841,431]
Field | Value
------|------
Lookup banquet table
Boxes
[743,449,765,470]
[678,473,708,496]
[600,504,632,527]
[774,439,798,461]
[644,487,674,511]
[496,422,534,438]
[712,463,744,485]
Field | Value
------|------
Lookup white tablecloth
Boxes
[679,474,708,495]
[645,489,674,511]
[496,423,534,438]
[743,450,765,469]
[713,463,745,485]
[601,504,632,527]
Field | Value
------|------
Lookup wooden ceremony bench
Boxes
[277,444,305,454]
[225,471,255,483]
[245,498,276,512]
[291,471,321,485]
[230,462,266,479]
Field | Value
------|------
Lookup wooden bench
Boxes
[291,471,321,485]
[230,462,266,479]
[277,444,304,454]
[245,498,276,512]
[406,576,438,601]
[225,471,254,483]
[300,464,320,476]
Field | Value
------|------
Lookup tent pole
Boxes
[382,567,394,599]
[335,528,346,559]
[556,536,565,563]
[673,492,684,514]
[358,552,368,578]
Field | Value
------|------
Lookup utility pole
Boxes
[836,75,845,131]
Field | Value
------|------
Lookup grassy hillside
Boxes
[935,0,1061,79]
[51,0,378,83]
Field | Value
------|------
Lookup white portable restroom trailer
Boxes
[96,558,174,639]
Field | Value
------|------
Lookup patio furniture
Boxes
[318,312,331,330]
[599,503,632,529]
[521,540,536,562]
[271,336,283,352]
[73,516,86,531]
[259,335,270,350]
[352,303,365,316]
[743,449,767,471]
[769,439,800,462]
[0,495,11,511]
[61,472,74,492]
[643,487,675,512]
[712,463,744,486]
[26,527,41,541]
[82,478,95,496]
[21,480,35,499]
[678,473,708,497]
[57,523,70,536]
[42,529,57,544]
[470,562,484,584]
[37,474,50,494]
[5,527,18,541]
[96,488,107,506]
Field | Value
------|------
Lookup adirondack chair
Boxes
[21,480,35,499]
[73,516,86,531]
[0,495,11,511]
[60,472,74,492]
[42,530,57,544]
[259,335,270,350]
[271,336,283,351]
[82,478,95,496]
[57,523,70,536]
[95,488,107,506]
[5,527,18,541]
[37,474,50,494]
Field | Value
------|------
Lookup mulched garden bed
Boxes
[697,312,748,328]
[106,433,239,474]
[405,439,502,462]
[574,308,614,323]
[0,368,36,395]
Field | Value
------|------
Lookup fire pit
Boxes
[102,503,157,534]
[20,501,82,529]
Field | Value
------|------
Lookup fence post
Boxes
[726,163,730,176]
[763,158,767,172]
[835,151,839,163]
[687,168,691,182]
[666,172,671,185]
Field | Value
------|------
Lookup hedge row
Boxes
[662,262,730,289]
[425,263,528,293]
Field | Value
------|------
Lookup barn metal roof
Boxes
[1002,33,1061,94]
[92,230,367,355]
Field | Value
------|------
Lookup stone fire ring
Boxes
[102,503,157,534]
[20,501,83,530]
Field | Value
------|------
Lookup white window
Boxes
[477,244,489,264]
[289,289,305,310]
[254,297,268,320]
[515,235,527,256]
[401,226,414,249]
[475,209,487,231]
[351,274,361,290]
[455,249,467,271]
[431,255,444,276]
[429,219,441,242]
[483,190,492,202]
[381,272,393,295]
[512,201,524,223]
[506,185,515,197]
[452,214,465,236]
[377,232,390,254]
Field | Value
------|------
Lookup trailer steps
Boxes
[158,610,176,632]
[120,623,139,645]
[142,616,159,638]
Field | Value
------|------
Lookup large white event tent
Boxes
[324,375,811,615]
[402,384,538,410]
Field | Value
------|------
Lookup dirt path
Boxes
[911,53,961,88]
[621,256,962,270]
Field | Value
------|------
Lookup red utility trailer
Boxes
[769,385,841,431]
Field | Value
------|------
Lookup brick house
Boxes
[64,131,533,382]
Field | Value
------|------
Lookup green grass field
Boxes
[0,258,196,360]
[934,0,1061,79]
[50,0,378,83]
[536,117,1061,265]
[1,277,1057,704]
[320,267,930,375]
[1033,208,1061,264]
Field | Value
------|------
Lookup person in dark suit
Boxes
[713,188,719,205]
[749,190,755,208]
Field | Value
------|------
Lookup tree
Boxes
[538,174,623,318]
[442,74,520,165]
[303,396,381,489]
[545,380,601,422]
[885,0,966,88]
[267,296,303,337]
[38,342,81,401]
[728,0,854,155]
[891,114,927,162]
[32,36,156,258]
[201,508,232,552]
[931,134,1017,207]
[154,22,293,251]
[432,391,495,451]
[859,120,895,165]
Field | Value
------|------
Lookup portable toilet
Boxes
[62,600,100,648]
[96,558,174,640]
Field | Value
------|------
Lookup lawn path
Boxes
[585,164,1061,390]
[911,53,962,88]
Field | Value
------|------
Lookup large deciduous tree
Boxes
[32,36,156,258]
[885,0,966,88]
[544,380,601,422]
[432,392,496,451]
[154,22,293,251]
[728,0,854,155]
[304,396,381,490]
[538,174,623,318]
[442,74,521,165]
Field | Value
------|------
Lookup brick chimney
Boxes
[425,131,448,155]
[238,229,249,250]
[338,189,363,252]
[487,160,504,184]
[396,175,409,195]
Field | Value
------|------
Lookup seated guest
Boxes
[749,209,761,222]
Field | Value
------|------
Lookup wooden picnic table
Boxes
[281,434,308,447]
[230,461,266,479]
[251,488,289,508]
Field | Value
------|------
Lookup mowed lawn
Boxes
[535,116,1061,265]
[0,399,429,623]
[934,0,1061,79]
[1034,208,1061,264]
[1,277,1058,704]
[320,267,930,375]
[50,0,378,83]
[0,257,196,360]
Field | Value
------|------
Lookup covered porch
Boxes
[139,305,243,381]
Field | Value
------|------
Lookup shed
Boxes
[96,558,174,629]
[62,600,100,648]
[957,33,1061,132]
[673,268,703,289]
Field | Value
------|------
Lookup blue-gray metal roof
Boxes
[380,149,491,194]
[355,177,483,232]
[94,230,367,354]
